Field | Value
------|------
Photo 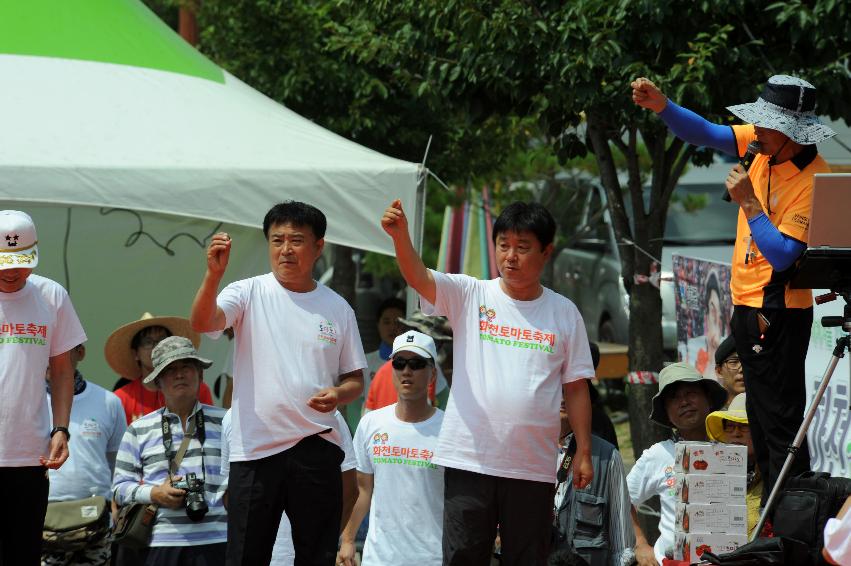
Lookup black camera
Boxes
[172,473,208,521]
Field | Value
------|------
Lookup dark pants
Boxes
[0,466,49,566]
[731,305,813,503]
[145,543,226,566]
[226,435,344,566]
[442,467,554,566]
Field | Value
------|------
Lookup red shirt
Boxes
[115,379,214,425]
[364,360,436,411]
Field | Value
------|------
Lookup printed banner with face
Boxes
[673,255,733,382]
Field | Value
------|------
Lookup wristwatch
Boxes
[50,426,70,441]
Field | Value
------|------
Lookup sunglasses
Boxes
[391,357,430,371]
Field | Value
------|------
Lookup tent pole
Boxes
[406,169,428,316]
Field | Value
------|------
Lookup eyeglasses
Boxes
[722,421,750,434]
[162,362,198,378]
[391,357,430,371]
[723,358,742,371]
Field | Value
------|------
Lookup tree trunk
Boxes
[330,245,356,308]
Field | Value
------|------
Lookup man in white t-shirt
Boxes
[220,408,358,566]
[626,363,726,566]
[43,343,126,566]
[338,330,445,566]
[0,210,87,565]
[382,200,595,565]
[190,201,366,566]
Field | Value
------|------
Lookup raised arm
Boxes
[381,199,436,305]
[190,232,230,333]
[631,77,737,156]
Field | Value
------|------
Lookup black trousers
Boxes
[731,305,813,503]
[0,466,49,566]
[225,434,343,566]
[145,543,226,566]
[442,467,554,566]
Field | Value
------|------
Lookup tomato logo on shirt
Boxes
[372,432,390,445]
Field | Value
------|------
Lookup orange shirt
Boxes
[730,124,830,308]
[115,379,215,425]
[364,360,436,411]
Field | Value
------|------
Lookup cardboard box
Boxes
[675,442,748,475]
[675,473,747,504]
[675,502,748,534]
[674,532,748,563]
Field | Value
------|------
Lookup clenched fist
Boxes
[206,232,231,277]
[631,77,667,113]
[381,199,409,240]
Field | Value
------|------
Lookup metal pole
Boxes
[405,168,428,317]
[751,335,849,540]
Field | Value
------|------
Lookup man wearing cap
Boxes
[364,312,451,413]
[0,210,87,565]
[632,75,834,500]
[714,335,745,408]
[337,330,445,566]
[705,393,763,538]
[190,201,366,566]
[627,362,727,566]
[108,313,214,425]
[112,336,228,565]
[383,200,595,565]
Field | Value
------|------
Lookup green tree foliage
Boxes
[151,0,850,372]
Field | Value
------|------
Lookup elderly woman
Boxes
[705,393,763,537]
[112,336,228,566]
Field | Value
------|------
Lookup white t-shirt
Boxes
[364,349,384,393]
[355,404,445,566]
[824,511,851,566]
[47,381,126,500]
[422,271,594,483]
[0,274,86,466]
[626,439,677,564]
[212,274,366,461]
[220,409,357,566]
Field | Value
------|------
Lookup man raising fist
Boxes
[191,201,366,566]
[382,199,595,566]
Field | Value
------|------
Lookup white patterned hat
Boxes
[726,75,836,145]
[0,210,38,270]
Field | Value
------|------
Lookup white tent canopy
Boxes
[0,0,423,391]
[0,0,421,256]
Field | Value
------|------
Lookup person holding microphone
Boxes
[631,75,835,501]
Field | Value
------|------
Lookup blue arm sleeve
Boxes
[748,213,807,271]
[658,101,738,157]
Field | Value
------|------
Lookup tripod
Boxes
[751,289,851,540]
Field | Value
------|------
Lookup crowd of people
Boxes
[0,70,849,566]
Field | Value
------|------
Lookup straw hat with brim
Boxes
[706,393,748,442]
[726,75,836,145]
[650,362,728,428]
[104,312,201,380]
[144,336,213,385]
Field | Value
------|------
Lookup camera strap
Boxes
[161,409,204,478]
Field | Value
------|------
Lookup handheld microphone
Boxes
[723,140,762,202]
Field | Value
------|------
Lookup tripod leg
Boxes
[751,336,850,541]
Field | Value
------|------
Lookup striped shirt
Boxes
[113,402,228,547]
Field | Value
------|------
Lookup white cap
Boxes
[0,210,38,270]
[391,330,438,361]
